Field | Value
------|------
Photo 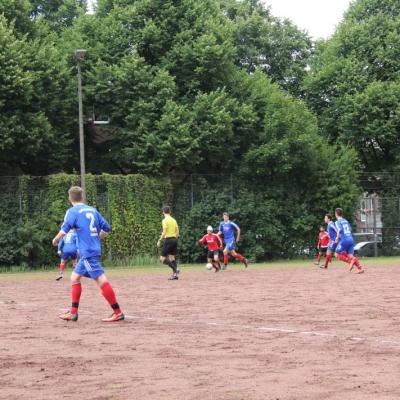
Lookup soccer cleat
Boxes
[319,265,327,269]
[102,312,125,322]
[169,274,179,280]
[313,262,320,266]
[56,274,63,281]
[221,264,227,270]
[59,312,78,321]
[357,268,365,274]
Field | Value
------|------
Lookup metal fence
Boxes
[354,173,400,256]
[2,173,400,260]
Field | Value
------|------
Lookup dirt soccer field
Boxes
[1,259,400,400]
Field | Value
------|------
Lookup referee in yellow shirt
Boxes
[157,206,180,280]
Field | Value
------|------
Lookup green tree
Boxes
[221,0,312,95]
[0,16,76,175]
[304,0,400,172]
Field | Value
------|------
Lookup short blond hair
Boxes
[68,186,84,202]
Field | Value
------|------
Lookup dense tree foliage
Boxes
[2,0,381,263]
[304,0,400,172]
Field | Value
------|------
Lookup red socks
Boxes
[336,253,349,263]
[71,282,82,314]
[101,282,122,315]
[235,253,245,262]
[224,254,229,266]
[324,254,332,267]
[59,261,66,273]
[70,281,122,316]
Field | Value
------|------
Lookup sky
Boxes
[263,0,353,39]
[87,0,352,40]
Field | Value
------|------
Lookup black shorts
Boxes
[207,250,220,259]
[161,238,178,257]
[319,246,328,254]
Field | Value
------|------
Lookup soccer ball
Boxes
[206,263,213,270]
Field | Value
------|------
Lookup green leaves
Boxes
[305,0,400,172]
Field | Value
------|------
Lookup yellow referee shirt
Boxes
[162,215,178,238]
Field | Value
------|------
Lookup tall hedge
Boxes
[0,174,171,267]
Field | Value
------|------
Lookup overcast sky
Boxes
[88,0,352,39]
[263,0,352,39]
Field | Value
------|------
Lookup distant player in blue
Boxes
[56,228,79,281]
[334,208,364,274]
[52,186,124,322]
[218,212,248,269]
[320,213,337,269]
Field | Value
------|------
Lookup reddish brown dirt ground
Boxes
[1,262,400,400]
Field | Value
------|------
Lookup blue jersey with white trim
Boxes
[58,231,79,253]
[327,221,337,242]
[61,204,110,259]
[335,218,353,241]
[219,221,239,242]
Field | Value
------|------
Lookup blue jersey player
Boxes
[218,212,248,269]
[334,208,364,274]
[56,229,79,280]
[52,186,124,322]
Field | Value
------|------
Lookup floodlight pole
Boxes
[75,49,87,194]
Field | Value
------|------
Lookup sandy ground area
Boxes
[1,261,400,400]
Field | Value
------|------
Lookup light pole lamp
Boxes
[74,49,87,194]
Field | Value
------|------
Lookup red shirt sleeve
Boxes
[199,235,207,245]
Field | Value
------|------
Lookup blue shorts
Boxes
[61,251,78,260]
[74,257,105,279]
[328,241,337,252]
[336,239,355,255]
[225,239,236,252]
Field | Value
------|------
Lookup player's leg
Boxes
[314,251,323,265]
[231,249,248,268]
[323,249,333,268]
[167,239,179,280]
[347,243,364,274]
[222,247,229,269]
[57,257,67,280]
[160,239,177,278]
[169,254,179,277]
[59,270,82,321]
[335,242,350,265]
[94,272,124,321]
[213,252,221,271]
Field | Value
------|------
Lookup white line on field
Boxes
[122,313,400,347]
[4,300,400,347]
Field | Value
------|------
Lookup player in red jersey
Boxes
[314,226,330,266]
[199,226,223,271]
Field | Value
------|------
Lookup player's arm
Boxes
[334,222,341,243]
[232,222,240,242]
[216,234,223,248]
[199,235,206,245]
[97,211,111,240]
[157,220,167,247]
[52,230,66,247]
[57,237,64,251]
[175,223,180,239]
[57,237,64,255]
[217,222,223,237]
[53,211,73,246]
